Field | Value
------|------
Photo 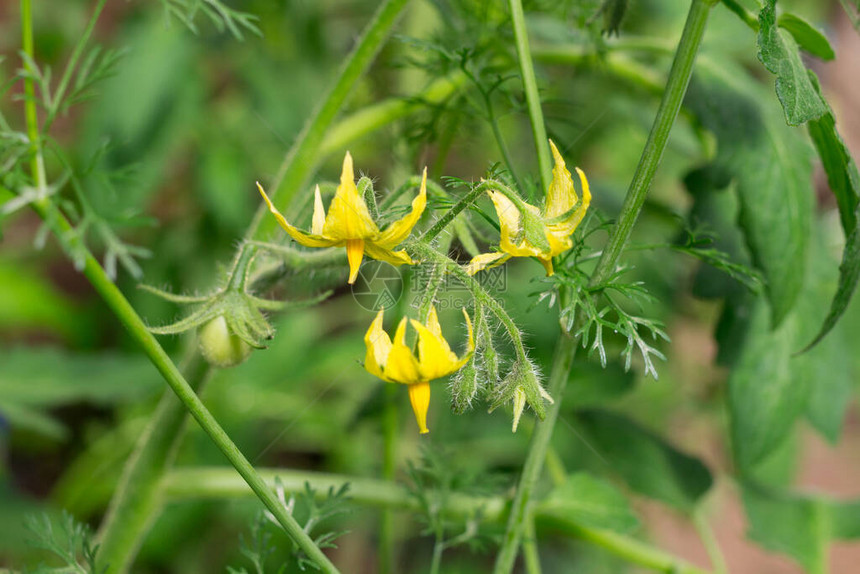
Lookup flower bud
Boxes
[198,315,252,368]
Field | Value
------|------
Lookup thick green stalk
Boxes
[164,467,710,574]
[96,354,210,572]
[493,1,714,572]
[508,0,551,190]
[247,0,410,241]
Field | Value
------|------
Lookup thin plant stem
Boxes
[20,8,338,567]
[483,88,526,193]
[320,71,466,159]
[163,466,712,574]
[693,509,728,574]
[41,0,107,135]
[20,0,45,189]
[247,0,411,241]
[29,197,341,574]
[522,516,543,574]
[720,0,758,30]
[493,1,715,572]
[508,0,551,191]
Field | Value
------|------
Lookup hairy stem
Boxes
[247,0,411,241]
[508,0,551,190]
[493,1,714,571]
[20,0,46,189]
[164,467,711,574]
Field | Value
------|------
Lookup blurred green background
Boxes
[1,0,859,572]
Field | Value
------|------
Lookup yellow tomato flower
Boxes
[466,140,591,277]
[258,152,427,284]
[364,305,474,434]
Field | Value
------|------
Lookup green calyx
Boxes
[141,243,331,368]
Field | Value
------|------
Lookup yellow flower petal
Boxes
[363,310,393,382]
[425,304,442,339]
[545,140,577,220]
[465,252,510,275]
[384,318,422,384]
[376,167,427,248]
[408,380,431,434]
[549,166,591,236]
[322,152,379,241]
[489,191,546,259]
[257,182,336,248]
[346,238,365,284]
[538,256,554,276]
[411,320,459,381]
[312,185,326,236]
[363,242,415,267]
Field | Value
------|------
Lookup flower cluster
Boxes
[255,144,590,433]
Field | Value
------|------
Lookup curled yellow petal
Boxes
[346,238,365,284]
[465,252,510,276]
[257,182,335,248]
[545,140,576,220]
[363,242,415,267]
[377,167,427,248]
[408,381,431,434]
[364,309,393,382]
[385,318,422,384]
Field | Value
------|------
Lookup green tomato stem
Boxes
[163,467,711,574]
[508,0,551,191]
[493,1,714,572]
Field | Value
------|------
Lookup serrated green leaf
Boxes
[576,410,713,513]
[807,75,860,235]
[802,74,860,351]
[777,13,835,61]
[741,482,829,571]
[539,472,640,534]
[728,299,808,472]
[685,63,814,326]
[757,0,827,126]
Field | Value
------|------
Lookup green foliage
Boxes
[777,13,835,61]
[228,482,350,573]
[23,512,103,574]
[539,472,640,534]
[3,0,860,572]
[685,63,814,326]
[159,0,260,39]
[756,0,827,126]
[576,411,713,513]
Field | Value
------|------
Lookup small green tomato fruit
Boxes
[198,315,252,368]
